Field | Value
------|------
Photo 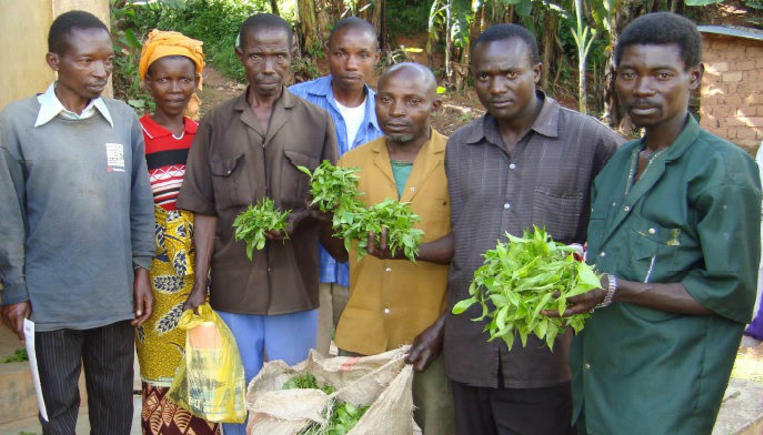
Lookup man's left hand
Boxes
[132,267,153,326]
[543,275,607,317]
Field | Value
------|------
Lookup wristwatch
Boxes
[594,274,617,310]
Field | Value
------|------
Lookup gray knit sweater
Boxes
[0,96,154,331]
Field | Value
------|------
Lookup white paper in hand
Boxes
[23,318,48,422]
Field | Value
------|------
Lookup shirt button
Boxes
[623,206,631,212]
[584,362,592,370]
[267,267,271,272]
[648,228,656,234]
[385,267,392,272]
[509,163,516,170]
[503,203,511,210]
[410,186,415,192]
[611,202,616,207]
[384,308,390,314]
[599,251,606,257]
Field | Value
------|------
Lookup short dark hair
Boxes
[238,13,293,50]
[48,10,109,54]
[328,17,377,49]
[615,12,701,69]
[471,23,540,65]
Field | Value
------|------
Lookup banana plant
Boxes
[570,0,596,114]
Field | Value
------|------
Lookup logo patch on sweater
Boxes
[105,143,125,172]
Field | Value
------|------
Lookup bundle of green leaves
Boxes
[299,162,424,262]
[346,199,424,262]
[281,373,369,435]
[232,198,290,260]
[451,226,602,351]
[298,161,363,213]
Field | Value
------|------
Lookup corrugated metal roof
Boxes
[698,25,763,41]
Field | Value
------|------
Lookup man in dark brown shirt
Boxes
[176,14,337,435]
[442,24,622,434]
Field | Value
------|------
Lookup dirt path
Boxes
[197,65,483,136]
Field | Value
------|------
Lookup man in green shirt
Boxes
[554,12,761,434]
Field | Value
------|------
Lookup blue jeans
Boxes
[217,309,318,435]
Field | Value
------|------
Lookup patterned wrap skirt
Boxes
[136,206,220,434]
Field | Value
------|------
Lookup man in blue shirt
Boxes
[290,16,383,355]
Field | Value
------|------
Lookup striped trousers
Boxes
[35,320,134,435]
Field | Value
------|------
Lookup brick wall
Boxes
[700,33,763,154]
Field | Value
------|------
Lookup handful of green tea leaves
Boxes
[282,373,369,435]
[232,198,290,260]
[298,162,424,262]
[298,161,363,212]
[451,226,601,351]
[337,199,424,262]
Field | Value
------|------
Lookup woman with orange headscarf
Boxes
[134,29,219,435]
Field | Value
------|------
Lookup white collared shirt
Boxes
[34,83,113,128]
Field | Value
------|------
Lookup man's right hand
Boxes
[182,286,206,314]
[406,313,446,371]
[1,301,31,341]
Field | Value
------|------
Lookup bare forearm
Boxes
[415,233,453,265]
[613,277,713,315]
[192,214,217,289]
[320,220,348,263]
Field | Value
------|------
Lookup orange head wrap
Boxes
[139,30,205,119]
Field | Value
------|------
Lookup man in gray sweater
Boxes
[0,11,154,433]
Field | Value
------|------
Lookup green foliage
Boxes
[452,226,601,351]
[685,0,724,5]
[233,198,290,259]
[282,373,369,435]
[355,200,424,262]
[387,0,431,35]
[113,0,271,82]
[299,161,362,212]
[299,162,424,262]
[2,348,28,363]
[110,0,154,113]
[283,373,335,395]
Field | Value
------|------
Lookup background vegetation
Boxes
[110,0,761,127]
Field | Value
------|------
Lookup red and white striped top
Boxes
[139,115,198,210]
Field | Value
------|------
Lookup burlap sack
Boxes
[246,346,420,434]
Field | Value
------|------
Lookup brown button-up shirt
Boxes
[444,93,623,388]
[334,129,451,356]
[176,88,338,315]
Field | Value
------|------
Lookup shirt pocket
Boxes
[627,222,685,284]
[417,196,450,240]
[209,153,250,208]
[281,149,319,209]
[531,187,584,243]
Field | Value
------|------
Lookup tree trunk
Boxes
[541,12,556,91]
[269,0,280,16]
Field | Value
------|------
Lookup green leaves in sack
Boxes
[282,373,368,435]
[282,373,335,395]
[452,226,601,351]
[232,198,290,260]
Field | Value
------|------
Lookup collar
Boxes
[140,115,199,140]
[465,90,560,145]
[369,127,447,155]
[233,85,297,112]
[657,114,702,162]
[35,82,113,128]
[309,75,380,132]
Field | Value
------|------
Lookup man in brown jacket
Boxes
[176,13,337,435]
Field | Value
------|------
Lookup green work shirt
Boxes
[571,116,761,434]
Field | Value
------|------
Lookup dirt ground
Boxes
[198,64,484,136]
